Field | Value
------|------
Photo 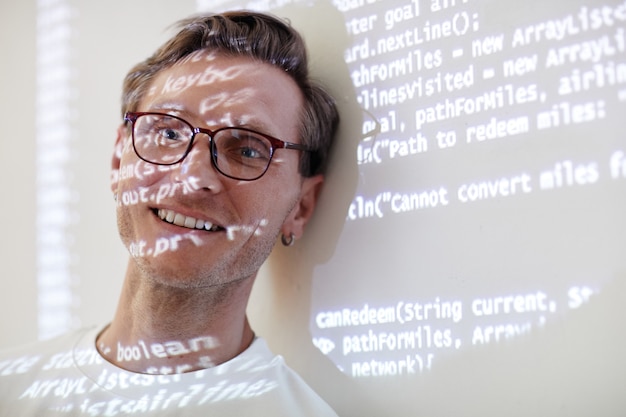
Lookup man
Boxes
[0,11,339,416]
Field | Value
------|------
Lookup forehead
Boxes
[141,51,303,135]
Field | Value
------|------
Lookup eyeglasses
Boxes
[124,112,312,181]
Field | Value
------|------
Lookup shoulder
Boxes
[0,327,94,377]
[0,326,99,415]
[227,337,339,417]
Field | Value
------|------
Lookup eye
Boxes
[239,145,264,159]
[156,127,185,142]
[144,116,191,147]
[219,130,272,162]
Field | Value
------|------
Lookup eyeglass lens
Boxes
[131,113,274,180]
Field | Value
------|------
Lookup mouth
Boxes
[155,208,223,232]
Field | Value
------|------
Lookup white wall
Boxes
[0,1,38,347]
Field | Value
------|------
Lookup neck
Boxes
[97,260,256,374]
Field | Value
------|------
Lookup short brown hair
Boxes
[121,11,339,177]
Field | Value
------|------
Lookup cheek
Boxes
[115,155,180,207]
[243,182,300,227]
[118,138,176,186]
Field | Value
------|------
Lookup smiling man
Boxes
[0,11,339,416]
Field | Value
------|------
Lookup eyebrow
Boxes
[148,102,187,113]
[230,117,275,135]
[145,104,279,136]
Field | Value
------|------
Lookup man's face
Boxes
[111,52,320,289]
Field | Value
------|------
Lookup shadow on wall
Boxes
[250,1,381,416]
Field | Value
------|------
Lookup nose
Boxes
[173,133,224,193]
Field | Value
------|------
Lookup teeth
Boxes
[157,209,219,231]
[173,213,186,226]
[184,216,196,228]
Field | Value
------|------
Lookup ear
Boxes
[282,174,324,240]
[110,124,128,195]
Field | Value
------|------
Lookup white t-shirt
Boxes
[0,326,338,416]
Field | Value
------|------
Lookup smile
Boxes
[156,209,222,231]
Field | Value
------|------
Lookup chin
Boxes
[137,260,240,292]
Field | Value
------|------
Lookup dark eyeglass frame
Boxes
[124,111,312,181]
